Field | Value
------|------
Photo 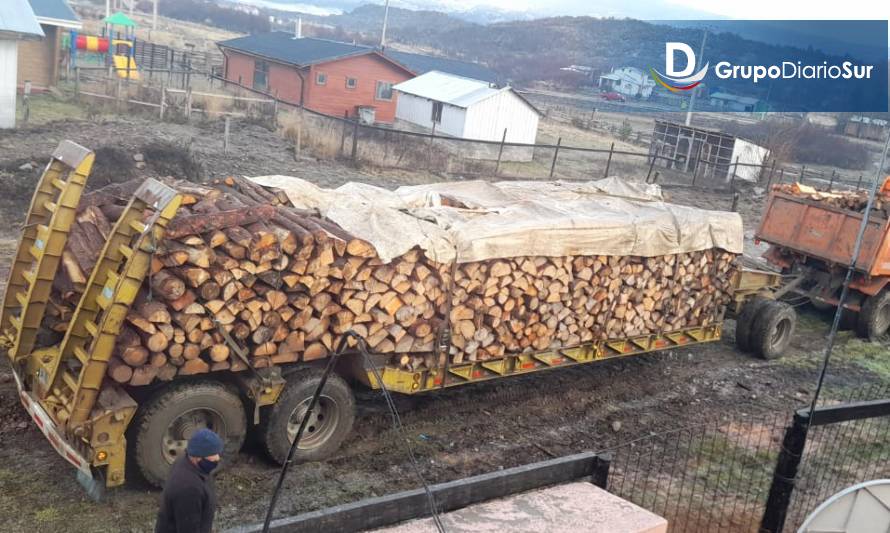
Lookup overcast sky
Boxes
[663,0,890,20]
[441,0,890,20]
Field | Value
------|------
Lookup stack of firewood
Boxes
[45,177,453,385]
[447,250,736,364]
[41,176,739,387]
[773,182,890,214]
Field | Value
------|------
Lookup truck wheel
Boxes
[750,300,796,360]
[735,296,769,352]
[131,381,247,487]
[261,369,355,465]
[856,291,890,341]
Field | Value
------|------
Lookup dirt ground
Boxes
[0,108,887,533]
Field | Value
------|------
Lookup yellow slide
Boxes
[112,54,140,80]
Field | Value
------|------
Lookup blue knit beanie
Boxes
[187,429,224,458]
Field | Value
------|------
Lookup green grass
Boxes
[833,338,890,380]
[15,92,87,125]
[33,507,61,525]
[616,428,779,519]
[691,432,777,496]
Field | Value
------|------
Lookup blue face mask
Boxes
[198,458,219,475]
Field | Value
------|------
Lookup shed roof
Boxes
[394,71,498,107]
[217,32,498,82]
[0,0,44,40]
[394,71,540,114]
[28,0,80,28]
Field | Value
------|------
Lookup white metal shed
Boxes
[394,71,541,146]
[0,0,44,128]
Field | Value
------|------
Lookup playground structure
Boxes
[68,12,139,80]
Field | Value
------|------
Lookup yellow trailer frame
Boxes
[367,324,723,394]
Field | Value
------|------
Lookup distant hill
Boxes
[315,4,476,35]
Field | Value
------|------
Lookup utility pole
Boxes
[684,29,708,126]
[380,0,390,49]
[105,0,110,18]
[152,0,158,31]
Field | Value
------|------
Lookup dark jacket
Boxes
[155,456,217,533]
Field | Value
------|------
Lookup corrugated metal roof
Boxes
[0,0,43,39]
[217,32,499,82]
[394,71,500,107]
[28,0,80,27]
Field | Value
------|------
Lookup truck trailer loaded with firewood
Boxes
[759,181,890,340]
[0,141,795,492]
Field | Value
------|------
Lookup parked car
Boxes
[601,91,626,102]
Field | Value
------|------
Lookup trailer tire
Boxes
[856,291,890,341]
[735,296,770,353]
[750,300,796,360]
[260,369,355,466]
[131,381,247,487]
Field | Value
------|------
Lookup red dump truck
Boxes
[1,142,795,495]
[757,181,890,339]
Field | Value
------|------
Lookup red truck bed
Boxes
[756,191,890,276]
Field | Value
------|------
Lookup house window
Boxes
[431,101,443,123]
[316,72,327,85]
[253,60,268,91]
[375,81,393,101]
[346,77,357,90]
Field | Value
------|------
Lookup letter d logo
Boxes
[650,41,708,92]
[666,42,696,77]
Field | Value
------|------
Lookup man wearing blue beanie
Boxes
[155,428,224,533]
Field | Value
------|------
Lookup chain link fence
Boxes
[596,383,890,532]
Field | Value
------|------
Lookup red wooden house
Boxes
[217,31,497,124]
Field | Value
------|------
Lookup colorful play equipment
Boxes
[68,11,140,80]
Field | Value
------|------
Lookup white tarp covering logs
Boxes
[249,176,743,264]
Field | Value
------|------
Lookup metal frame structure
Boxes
[1,141,93,362]
[649,119,737,181]
[4,171,182,487]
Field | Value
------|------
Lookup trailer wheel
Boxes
[857,291,890,341]
[260,369,355,465]
[735,296,770,352]
[131,381,247,487]
[750,300,796,360]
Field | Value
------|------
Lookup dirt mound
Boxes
[89,146,136,188]
[142,141,203,182]
[0,140,205,225]
[0,162,42,225]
